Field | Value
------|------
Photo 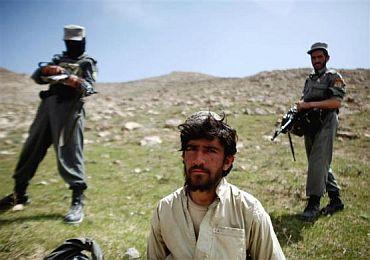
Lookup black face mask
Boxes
[65,38,86,58]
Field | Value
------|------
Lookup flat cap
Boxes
[307,42,328,55]
[64,25,85,41]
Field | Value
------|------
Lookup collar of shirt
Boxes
[183,178,230,208]
[310,67,328,80]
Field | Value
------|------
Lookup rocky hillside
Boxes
[0,67,369,142]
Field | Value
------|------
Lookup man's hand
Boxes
[41,65,65,76]
[296,100,311,111]
[66,75,84,88]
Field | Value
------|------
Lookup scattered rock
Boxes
[124,247,140,259]
[97,131,111,138]
[133,168,142,174]
[4,139,13,145]
[165,118,182,128]
[243,108,253,115]
[84,139,94,144]
[263,135,273,141]
[22,133,29,141]
[147,110,160,115]
[113,160,122,165]
[0,150,16,155]
[337,131,359,139]
[255,108,267,115]
[140,136,162,146]
[123,122,143,131]
[236,142,244,149]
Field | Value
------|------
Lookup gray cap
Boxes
[64,25,85,41]
[307,42,328,55]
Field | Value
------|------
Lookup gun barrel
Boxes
[281,118,293,131]
[271,129,281,141]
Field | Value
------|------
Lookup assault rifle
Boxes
[271,106,305,161]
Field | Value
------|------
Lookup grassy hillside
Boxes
[0,68,369,259]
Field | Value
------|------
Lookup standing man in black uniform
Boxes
[0,25,98,224]
[297,42,345,221]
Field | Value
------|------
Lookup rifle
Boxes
[271,106,305,161]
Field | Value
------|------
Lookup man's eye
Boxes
[206,148,217,153]
[185,146,195,151]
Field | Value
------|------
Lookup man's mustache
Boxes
[188,165,210,174]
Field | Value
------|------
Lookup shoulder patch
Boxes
[333,77,345,88]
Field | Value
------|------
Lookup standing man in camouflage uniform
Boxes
[0,25,98,224]
[297,42,345,221]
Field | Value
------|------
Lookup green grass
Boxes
[0,112,369,259]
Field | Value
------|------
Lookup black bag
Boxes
[291,109,327,136]
[44,238,104,260]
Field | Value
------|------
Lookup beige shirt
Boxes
[147,178,285,260]
[187,196,208,239]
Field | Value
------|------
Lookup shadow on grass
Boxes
[271,213,317,246]
[0,213,63,225]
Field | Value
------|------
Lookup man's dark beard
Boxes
[183,165,223,192]
[314,61,327,73]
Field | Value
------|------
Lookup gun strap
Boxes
[288,132,296,161]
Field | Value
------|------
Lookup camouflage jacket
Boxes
[32,52,98,99]
[302,67,346,103]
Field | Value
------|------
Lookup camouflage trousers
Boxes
[304,111,340,197]
[13,95,87,192]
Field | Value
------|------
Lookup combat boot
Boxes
[321,191,344,215]
[64,189,84,224]
[301,195,320,221]
[0,192,30,211]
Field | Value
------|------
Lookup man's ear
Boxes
[326,55,330,63]
[223,155,234,171]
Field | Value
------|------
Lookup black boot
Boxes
[301,195,320,221]
[64,189,84,224]
[0,184,30,211]
[321,191,344,215]
[0,192,30,211]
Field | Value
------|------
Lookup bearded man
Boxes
[147,111,285,260]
